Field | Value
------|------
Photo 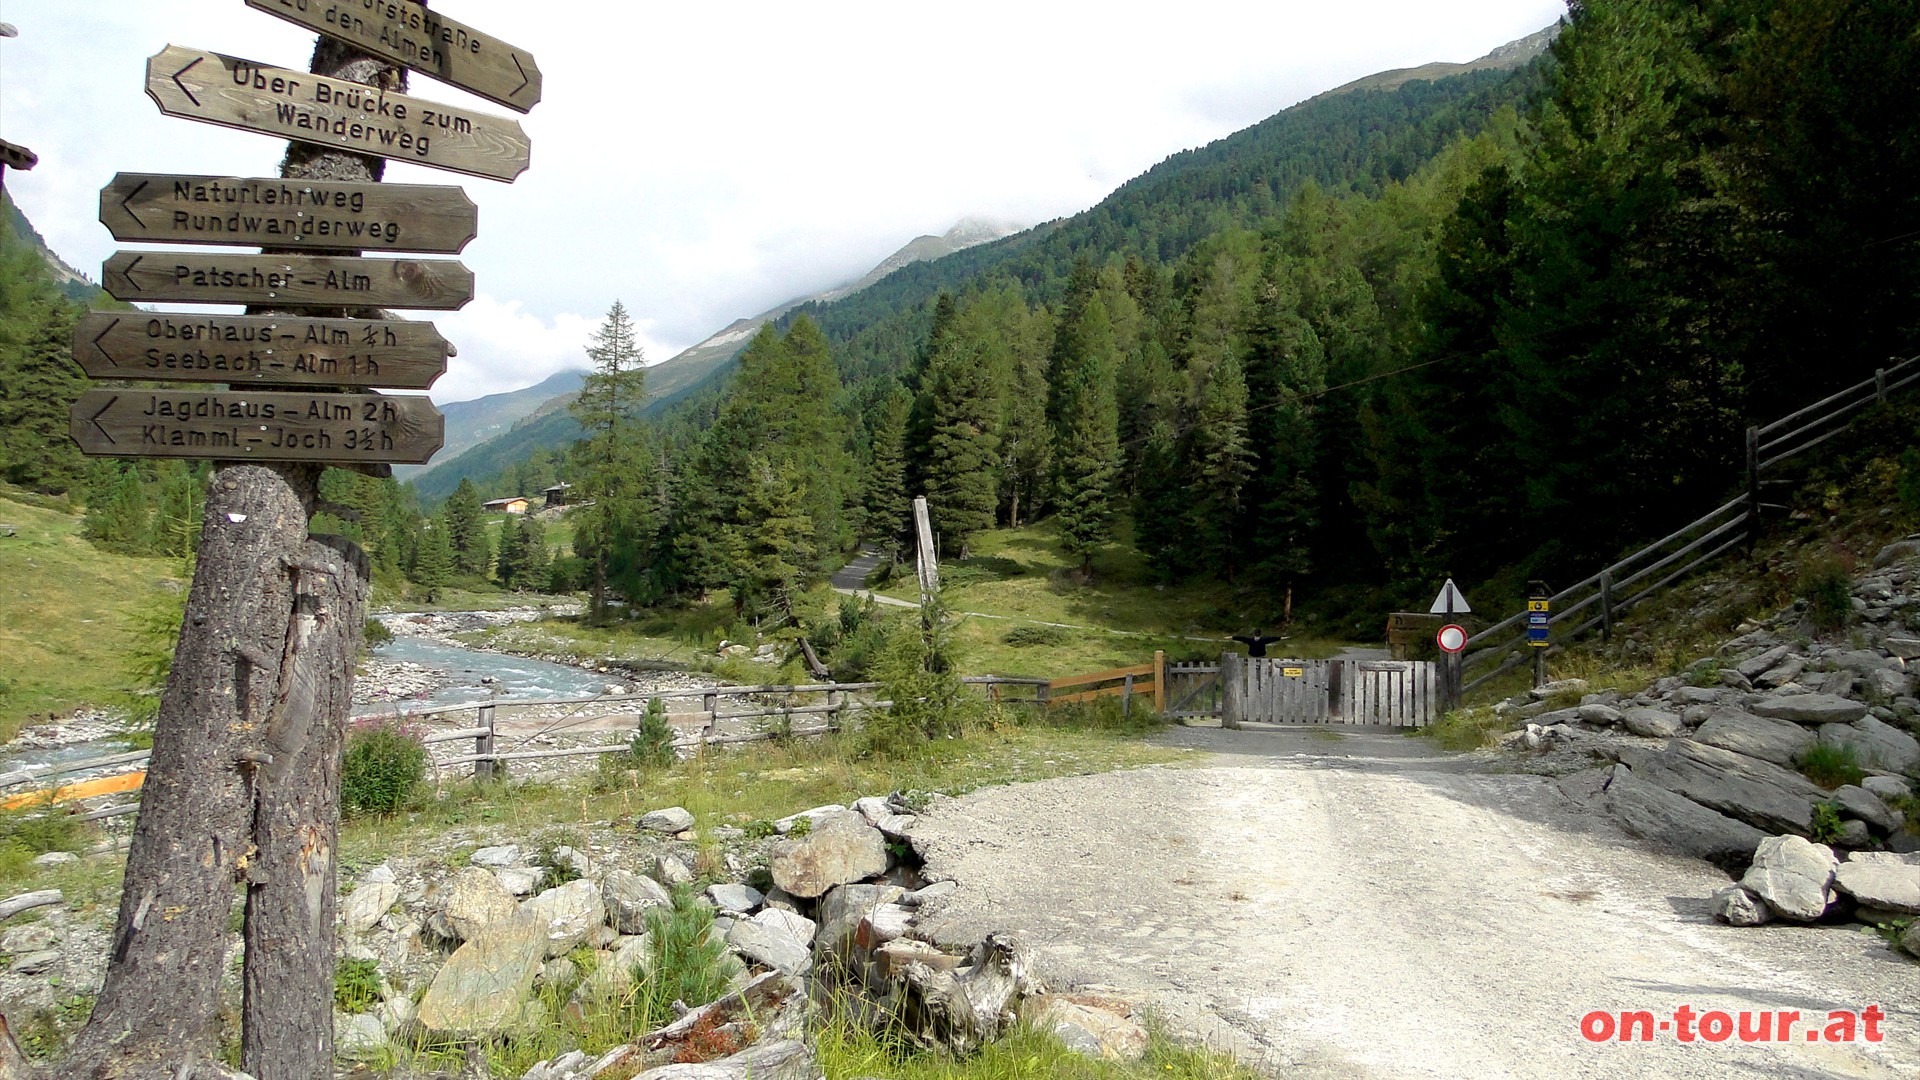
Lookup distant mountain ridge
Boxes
[408,217,1023,501]
[5,194,102,303]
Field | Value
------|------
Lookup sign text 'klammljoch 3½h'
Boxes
[72,3,541,467]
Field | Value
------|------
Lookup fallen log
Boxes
[0,890,60,923]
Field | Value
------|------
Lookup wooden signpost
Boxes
[101,172,478,252]
[145,45,532,182]
[102,250,474,309]
[243,0,544,112]
[70,389,444,464]
[73,312,452,389]
[53,7,541,1072]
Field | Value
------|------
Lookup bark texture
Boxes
[55,21,402,1080]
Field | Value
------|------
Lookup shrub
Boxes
[1423,707,1513,751]
[341,716,427,816]
[361,617,394,648]
[1796,742,1866,790]
[1798,555,1855,633]
[333,957,382,1014]
[628,697,676,770]
[865,619,967,755]
[1810,801,1848,845]
[636,886,735,1027]
[1002,624,1068,648]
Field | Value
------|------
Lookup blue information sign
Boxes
[1527,598,1550,647]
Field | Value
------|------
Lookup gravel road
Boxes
[909,725,1918,1078]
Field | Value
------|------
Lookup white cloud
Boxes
[429,296,675,404]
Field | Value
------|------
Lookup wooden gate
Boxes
[1340,660,1439,727]
[1221,653,1333,725]
[1218,654,1437,728]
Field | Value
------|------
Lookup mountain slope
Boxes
[394,368,585,482]
[5,194,103,303]
[408,218,1021,503]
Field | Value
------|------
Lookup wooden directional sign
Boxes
[101,173,477,253]
[243,0,543,113]
[70,389,443,464]
[0,138,37,171]
[145,46,531,182]
[103,251,473,309]
[73,312,450,389]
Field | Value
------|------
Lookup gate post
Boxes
[1153,650,1167,713]
[1745,424,1761,554]
[1221,652,1243,729]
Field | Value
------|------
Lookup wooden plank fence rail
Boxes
[1462,353,1920,697]
[0,749,154,791]
[1044,652,1167,716]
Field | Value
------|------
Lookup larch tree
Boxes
[568,300,652,621]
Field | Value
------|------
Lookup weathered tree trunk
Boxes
[238,29,399,1080]
[62,468,314,1079]
[58,25,400,1080]
[891,934,1041,1055]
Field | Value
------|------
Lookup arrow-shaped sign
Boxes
[145,46,530,183]
[99,173,478,253]
[71,312,451,390]
[241,2,543,113]
[101,251,474,310]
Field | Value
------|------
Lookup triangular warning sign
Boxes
[1429,578,1471,615]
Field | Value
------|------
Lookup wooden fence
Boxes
[1463,353,1920,695]
[0,673,1058,818]
[1044,652,1166,715]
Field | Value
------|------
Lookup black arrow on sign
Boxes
[86,396,118,445]
[172,56,203,107]
[512,54,530,99]
[119,180,149,228]
[118,255,147,291]
[91,318,120,367]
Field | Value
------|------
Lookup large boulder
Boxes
[1736,645,1792,681]
[1833,852,1920,915]
[1691,709,1815,767]
[602,870,674,934]
[1750,694,1868,726]
[523,879,606,958]
[416,916,548,1037]
[1831,785,1903,835]
[1620,707,1684,739]
[1616,740,1827,836]
[639,806,695,834]
[726,918,813,975]
[769,810,888,898]
[705,883,763,915]
[341,880,402,934]
[470,844,525,868]
[432,866,521,942]
[1816,717,1920,774]
[815,883,907,958]
[1739,835,1838,922]
[1599,765,1766,870]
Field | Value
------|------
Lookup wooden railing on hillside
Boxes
[1463,353,1920,694]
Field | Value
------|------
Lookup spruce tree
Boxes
[413,517,453,602]
[863,385,912,556]
[1185,353,1255,581]
[1050,294,1121,577]
[443,479,490,577]
[923,337,1000,558]
[569,300,653,621]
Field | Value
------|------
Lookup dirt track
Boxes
[909,726,1919,1079]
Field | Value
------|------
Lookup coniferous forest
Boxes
[6,0,1918,629]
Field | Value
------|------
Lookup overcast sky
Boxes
[2,1,1566,403]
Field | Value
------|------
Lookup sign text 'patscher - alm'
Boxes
[145,45,530,182]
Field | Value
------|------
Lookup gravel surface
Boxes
[910,725,1918,1078]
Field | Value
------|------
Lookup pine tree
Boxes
[1185,353,1255,580]
[444,479,490,577]
[0,241,86,495]
[923,337,1000,558]
[569,300,654,620]
[413,517,453,602]
[1050,294,1122,577]
[494,517,525,589]
[723,457,816,619]
[863,385,912,556]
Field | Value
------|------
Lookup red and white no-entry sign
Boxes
[1436,624,1468,653]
